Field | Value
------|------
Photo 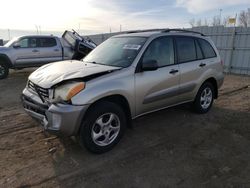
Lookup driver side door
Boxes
[135,36,180,116]
[13,37,41,67]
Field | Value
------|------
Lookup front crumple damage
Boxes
[53,71,116,88]
[28,60,120,88]
[21,92,89,136]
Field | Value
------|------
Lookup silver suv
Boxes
[22,29,224,153]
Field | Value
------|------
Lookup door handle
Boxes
[199,63,206,67]
[32,49,39,53]
[54,49,59,52]
[169,69,179,74]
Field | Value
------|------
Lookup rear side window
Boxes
[176,37,196,63]
[198,39,216,58]
[38,38,57,47]
[195,40,203,60]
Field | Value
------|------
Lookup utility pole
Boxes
[228,13,237,73]
[35,25,39,35]
[78,23,81,33]
[219,9,222,25]
[7,29,10,40]
[120,25,122,32]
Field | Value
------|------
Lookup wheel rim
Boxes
[200,87,213,109]
[91,113,120,146]
[0,65,5,76]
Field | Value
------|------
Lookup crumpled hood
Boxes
[29,60,120,88]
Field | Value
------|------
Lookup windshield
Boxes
[4,37,19,47]
[83,37,147,68]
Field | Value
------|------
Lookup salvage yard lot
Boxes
[0,69,250,188]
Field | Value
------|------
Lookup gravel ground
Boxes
[0,69,250,188]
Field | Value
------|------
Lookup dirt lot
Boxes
[0,69,250,188]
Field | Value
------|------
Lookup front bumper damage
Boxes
[21,89,89,136]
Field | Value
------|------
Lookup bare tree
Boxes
[189,18,195,27]
[247,8,250,26]
[196,19,202,27]
[212,16,220,26]
[204,18,208,26]
[239,10,248,27]
[223,16,230,26]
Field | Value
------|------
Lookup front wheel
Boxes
[193,82,215,114]
[79,101,126,154]
[0,62,9,79]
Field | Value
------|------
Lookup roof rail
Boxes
[162,29,205,36]
[126,29,167,34]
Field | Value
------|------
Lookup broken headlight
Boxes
[50,82,85,103]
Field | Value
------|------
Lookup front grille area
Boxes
[28,80,49,100]
[22,95,48,116]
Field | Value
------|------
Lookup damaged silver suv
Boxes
[22,29,224,153]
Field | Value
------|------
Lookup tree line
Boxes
[189,8,250,27]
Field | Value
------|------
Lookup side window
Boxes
[198,39,216,58]
[18,38,38,48]
[195,40,203,60]
[38,38,57,47]
[143,37,174,67]
[18,38,29,48]
[176,37,196,63]
[29,38,37,48]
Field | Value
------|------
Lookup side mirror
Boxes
[13,43,20,48]
[141,59,158,71]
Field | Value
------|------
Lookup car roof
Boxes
[113,30,207,39]
[19,35,56,38]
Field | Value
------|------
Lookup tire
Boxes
[193,82,215,114]
[0,61,9,79]
[79,101,127,154]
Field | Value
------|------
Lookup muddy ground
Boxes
[0,69,250,188]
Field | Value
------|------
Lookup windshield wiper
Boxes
[83,60,123,68]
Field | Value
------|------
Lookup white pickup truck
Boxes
[0,30,97,79]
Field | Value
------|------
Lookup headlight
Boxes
[51,82,85,103]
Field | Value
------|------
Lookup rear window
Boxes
[176,37,196,63]
[198,39,216,58]
[38,38,57,47]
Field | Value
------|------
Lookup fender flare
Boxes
[0,54,13,68]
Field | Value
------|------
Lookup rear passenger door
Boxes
[135,36,180,116]
[176,36,216,102]
[37,37,63,64]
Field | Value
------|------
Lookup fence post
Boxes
[228,27,236,73]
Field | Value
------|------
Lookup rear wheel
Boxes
[0,61,9,79]
[193,82,215,114]
[79,101,126,154]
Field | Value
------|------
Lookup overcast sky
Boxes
[0,0,249,39]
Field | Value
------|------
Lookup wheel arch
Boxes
[80,94,133,133]
[0,54,13,68]
[202,77,218,99]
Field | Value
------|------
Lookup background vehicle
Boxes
[22,29,224,153]
[0,30,96,79]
